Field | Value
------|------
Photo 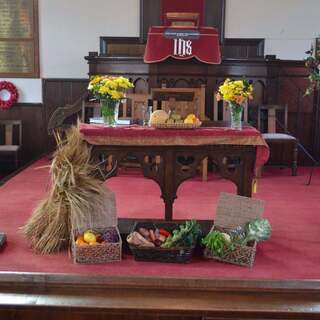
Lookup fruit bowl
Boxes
[150,111,202,129]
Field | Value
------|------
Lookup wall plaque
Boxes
[0,0,39,77]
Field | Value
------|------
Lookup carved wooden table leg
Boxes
[237,150,255,197]
[162,148,209,221]
[162,149,176,221]
[132,149,176,221]
[139,148,187,221]
[208,145,256,198]
[90,145,257,222]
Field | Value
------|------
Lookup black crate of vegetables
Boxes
[127,220,202,263]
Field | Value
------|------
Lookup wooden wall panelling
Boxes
[140,0,161,42]
[265,60,281,105]
[0,103,45,166]
[100,37,144,56]
[222,39,265,59]
[204,0,226,41]
[43,79,88,122]
[42,79,88,152]
[87,56,150,78]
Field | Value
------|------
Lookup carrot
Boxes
[149,229,156,242]
[138,228,149,238]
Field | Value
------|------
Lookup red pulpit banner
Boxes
[144,26,221,65]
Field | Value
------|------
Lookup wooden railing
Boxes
[47,92,88,135]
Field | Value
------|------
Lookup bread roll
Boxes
[150,110,169,125]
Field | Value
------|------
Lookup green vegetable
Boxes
[161,220,202,248]
[242,218,272,244]
[202,231,230,257]
[202,219,272,255]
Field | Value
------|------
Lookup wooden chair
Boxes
[0,120,22,169]
[152,85,206,121]
[123,93,151,122]
[257,105,298,176]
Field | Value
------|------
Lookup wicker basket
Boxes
[151,122,201,129]
[71,190,122,264]
[203,192,265,267]
[71,227,121,264]
[128,222,195,263]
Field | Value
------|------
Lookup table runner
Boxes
[144,26,221,64]
[80,124,269,168]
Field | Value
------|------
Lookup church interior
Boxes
[0,0,319,319]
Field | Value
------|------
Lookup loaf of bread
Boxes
[150,110,169,125]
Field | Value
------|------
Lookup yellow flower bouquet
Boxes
[217,79,253,129]
[88,75,134,126]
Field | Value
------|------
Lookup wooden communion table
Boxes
[80,122,269,223]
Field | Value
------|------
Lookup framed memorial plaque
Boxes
[0,0,39,77]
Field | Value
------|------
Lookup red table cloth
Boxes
[144,26,221,64]
[80,124,269,169]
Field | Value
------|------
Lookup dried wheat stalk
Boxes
[22,126,109,254]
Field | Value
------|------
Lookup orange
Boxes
[75,235,84,245]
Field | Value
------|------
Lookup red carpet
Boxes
[0,158,319,280]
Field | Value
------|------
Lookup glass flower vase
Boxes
[229,102,243,130]
[101,99,119,127]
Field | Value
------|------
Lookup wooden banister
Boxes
[47,92,89,135]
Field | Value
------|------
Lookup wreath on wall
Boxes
[0,81,19,110]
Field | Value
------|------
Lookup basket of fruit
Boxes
[150,110,202,129]
[202,193,271,267]
[71,190,122,264]
[72,227,121,264]
[127,220,202,263]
